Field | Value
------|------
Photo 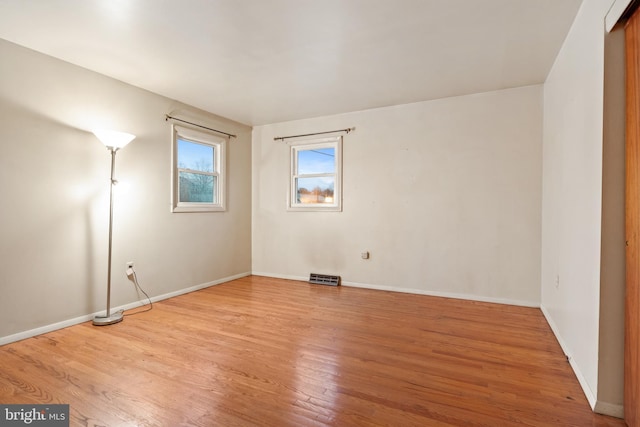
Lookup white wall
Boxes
[541,0,623,415]
[0,39,252,341]
[253,85,543,306]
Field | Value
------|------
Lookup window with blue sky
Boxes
[172,125,226,212]
[289,137,342,211]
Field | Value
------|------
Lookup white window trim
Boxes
[288,135,342,212]
[171,124,226,213]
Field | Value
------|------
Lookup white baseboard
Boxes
[536,307,623,419]
[251,272,540,308]
[343,280,540,308]
[251,272,308,282]
[0,271,251,346]
[540,305,598,410]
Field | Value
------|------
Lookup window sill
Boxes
[172,205,226,213]
[287,205,342,212]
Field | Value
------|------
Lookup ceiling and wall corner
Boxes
[0,0,582,126]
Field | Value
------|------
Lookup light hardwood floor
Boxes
[0,276,627,426]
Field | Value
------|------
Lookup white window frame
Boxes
[288,136,342,212]
[171,124,226,213]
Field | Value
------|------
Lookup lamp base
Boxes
[92,311,123,326]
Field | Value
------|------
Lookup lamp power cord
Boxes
[124,267,153,316]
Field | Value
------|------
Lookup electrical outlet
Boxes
[126,263,135,279]
[555,274,560,289]
[361,251,370,260]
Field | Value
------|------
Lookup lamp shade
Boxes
[93,129,136,149]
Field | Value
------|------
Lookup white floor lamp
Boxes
[92,129,136,326]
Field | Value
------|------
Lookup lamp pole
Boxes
[91,130,134,326]
[93,146,123,326]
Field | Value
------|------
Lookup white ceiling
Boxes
[0,0,582,126]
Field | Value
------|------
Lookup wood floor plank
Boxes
[0,276,626,426]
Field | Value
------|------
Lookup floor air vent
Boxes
[309,273,341,286]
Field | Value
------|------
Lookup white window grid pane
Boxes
[177,170,218,203]
[171,124,226,212]
[288,137,342,211]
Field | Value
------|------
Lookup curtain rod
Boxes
[165,115,237,138]
[273,127,355,141]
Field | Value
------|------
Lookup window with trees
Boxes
[288,136,342,211]
[171,124,226,212]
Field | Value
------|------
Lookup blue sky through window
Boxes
[296,147,336,192]
[178,139,214,172]
[297,148,335,175]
